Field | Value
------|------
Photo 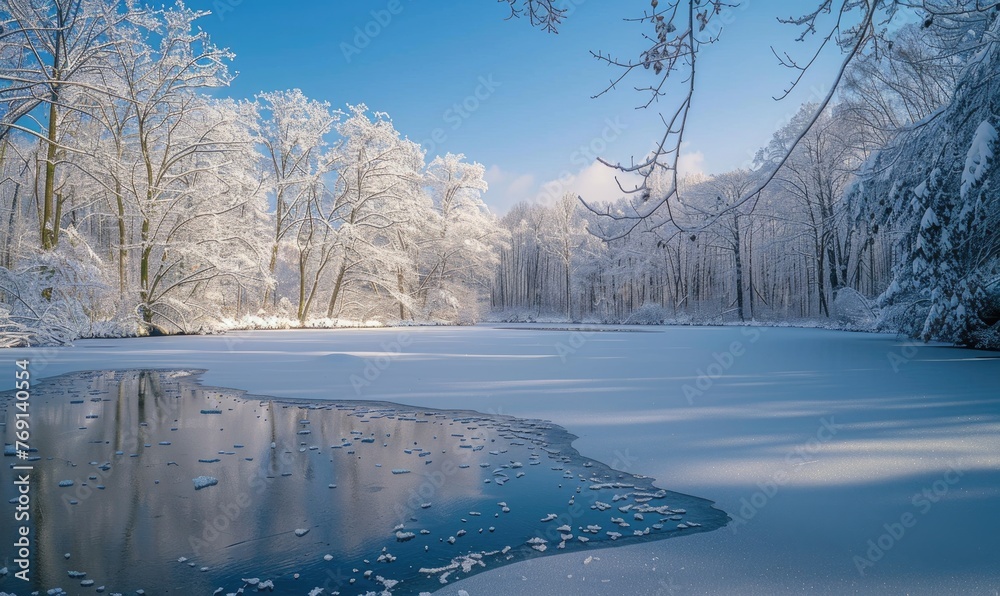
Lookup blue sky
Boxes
[188,1,854,213]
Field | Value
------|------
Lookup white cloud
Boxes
[528,161,642,210]
[484,165,536,214]
[484,160,644,215]
[677,150,706,178]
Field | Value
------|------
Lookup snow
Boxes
[3,324,999,594]
[192,476,218,490]
[961,120,997,199]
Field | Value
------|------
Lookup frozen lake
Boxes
[1,369,724,594]
[2,324,999,594]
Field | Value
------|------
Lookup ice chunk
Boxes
[193,476,218,490]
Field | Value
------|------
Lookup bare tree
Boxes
[509,1,1000,239]
[0,0,140,249]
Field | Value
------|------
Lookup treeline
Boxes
[493,8,1000,348]
[0,1,505,345]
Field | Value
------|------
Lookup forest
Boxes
[1,0,998,349]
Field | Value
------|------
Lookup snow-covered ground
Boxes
[4,324,999,594]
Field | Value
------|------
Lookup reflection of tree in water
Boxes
[1,370,727,595]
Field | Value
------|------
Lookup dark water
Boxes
[1,370,728,595]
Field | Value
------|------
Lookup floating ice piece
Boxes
[395,531,415,542]
[323,554,333,561]
[68,571,86,578]
[606,531,622,540]
[294,528,309,537]
[540,513,557,522]
[193,476,218,490]
[58,480,74,487]
[556,524,571,532]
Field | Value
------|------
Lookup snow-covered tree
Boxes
[0,0,143,249]
[852,10,1000,346]
[420,153,506,321]
[323,105,426,320]
[254,89,339,311]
